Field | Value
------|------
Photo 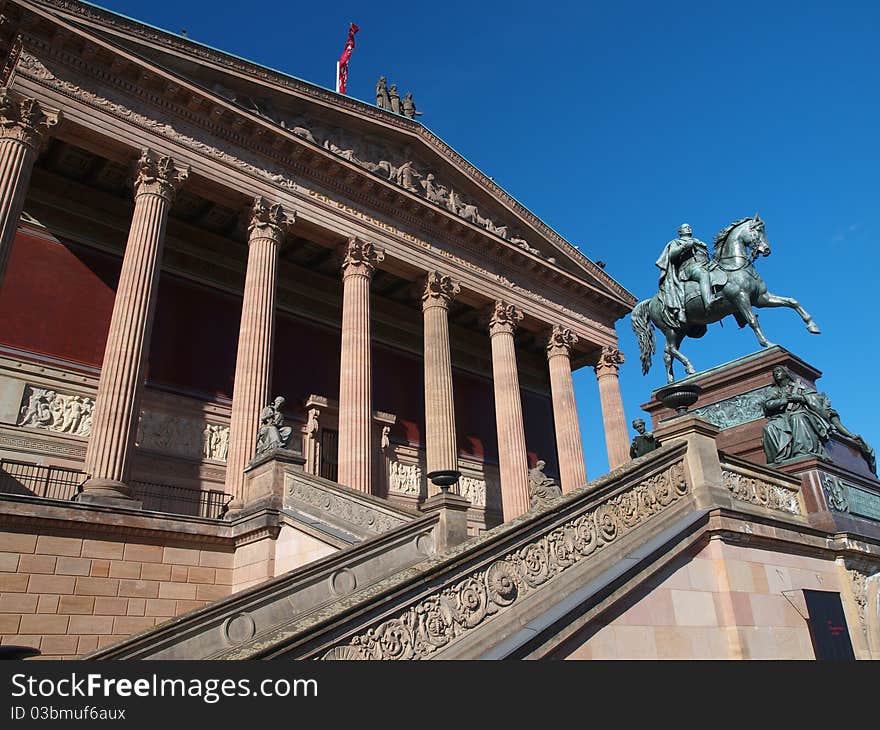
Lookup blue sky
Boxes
[91,0,879,476]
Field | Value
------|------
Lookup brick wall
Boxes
[0,530,234,659]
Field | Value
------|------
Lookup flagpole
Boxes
[335,61,341,93]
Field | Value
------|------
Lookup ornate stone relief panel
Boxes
[321,460,689,659]
[14,384,228,462]
[458,476,487,508]
[690,386,775,430]
[17,385,93,436]
[721,468,801,515]
[388,460,421,497]
[823,475,880,521]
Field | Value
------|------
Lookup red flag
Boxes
[336,22,359,94]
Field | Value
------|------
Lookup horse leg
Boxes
[734,291,773,347]
[754,291,821,334]
[662,329,695,382]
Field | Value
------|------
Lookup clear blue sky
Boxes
[91,0,879,476]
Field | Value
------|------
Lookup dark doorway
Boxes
[320,428,339,482]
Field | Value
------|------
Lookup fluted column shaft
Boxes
[596,345,629,469]
[225,198,294,501]
[547,326,587,492]
[338,238,384,493]
[83,150,189,495]
[423,272,460,495]
[0,90,60,287]
[488,301,530,521]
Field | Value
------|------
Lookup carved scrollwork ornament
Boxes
[341,236,384,278]
[487,300,524,336]
[248,195,294,244]
[422,270,460,308]
[132,147,189,202]
[546,325,578,359]
[0,88,61,151]
[594,345,625,377]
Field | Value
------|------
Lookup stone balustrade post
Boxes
[224,197,294,505]
[595,345,629,470]
[0,89,61,287]
[422,271,461,496]
[338,237,384,493]
[81,148,188,505]
[546,325,587,492]
[488,301,530,521]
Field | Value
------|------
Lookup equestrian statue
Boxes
[631,215,820,383]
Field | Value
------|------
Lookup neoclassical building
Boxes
[1,1,877,661]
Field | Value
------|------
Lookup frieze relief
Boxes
[388,461,421,497]
[691,386,775,430]
[14,384,228,462]
[844,558,879,646]
[322,461,689,659]
[721,468,801,515]
[136,411,229,462]
[17,386,94,437]
[823,475,850,512]
[458,476,487,509]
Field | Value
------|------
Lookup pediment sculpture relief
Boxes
[210,83,543,258]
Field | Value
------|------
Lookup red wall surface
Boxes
[0,229,558,470]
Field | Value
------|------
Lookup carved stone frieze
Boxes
[594,346,625,377]
[721,468,801,515]
[321,460,689,659]
[17,386,93,437]
[458,476,486,508]
[286,476,408,535]
[546,325,578,359]
[823,475,850,513]
[248,195,294,244]
[0,87,61,150]
[488,301,523,337]
[136,411,228,463]
[388,461,422,497]
[690,386,775,430]
[843,558,880,646]
[132,147,189,201]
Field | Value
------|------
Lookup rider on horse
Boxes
[655,223,718,324]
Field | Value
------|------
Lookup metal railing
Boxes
[0,459,85,501]
[0,459,231,520]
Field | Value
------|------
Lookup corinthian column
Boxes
[338,237,384,493]
[225,197,294,503]
[0,89,61,287]
[595,345,629,469]
[547,325,587,492]
[423,271,461,495]
[81,149,188,504]
[488,301,530,521]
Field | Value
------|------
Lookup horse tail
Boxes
[630,299,656,375]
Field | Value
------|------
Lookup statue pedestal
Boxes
[640,345,880,535]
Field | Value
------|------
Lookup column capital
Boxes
[248,196,295,245]
[546,325,578,359]
[132,147,189,202]
[488,300,523,337]
[422,270,460,309]
[341,236,384,279]
[0,89,61,151]
[595,345,625,377]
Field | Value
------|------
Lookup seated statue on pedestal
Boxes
[529,460,562,509]
[255,396,292,456]
[761,366,875,474]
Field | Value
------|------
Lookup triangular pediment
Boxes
[20,0,636,312]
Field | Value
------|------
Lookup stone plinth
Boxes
[641,345,880,534]
[641,346,822,465]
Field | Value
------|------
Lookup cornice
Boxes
[18,0,636,312]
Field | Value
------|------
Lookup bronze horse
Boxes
[631,215,820,383]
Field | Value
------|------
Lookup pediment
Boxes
[19,0,636,313]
